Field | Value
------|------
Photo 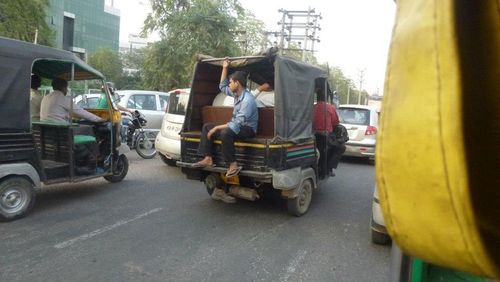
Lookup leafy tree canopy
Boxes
[0,0,53,46]
[140,0,264,90]
[88,48,123,86]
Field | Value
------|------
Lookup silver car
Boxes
[338,104,379,160]
[116,90,170,130]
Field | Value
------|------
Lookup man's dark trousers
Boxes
[198,122,255,163]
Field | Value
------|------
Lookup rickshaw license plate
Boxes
[221,174,240,185]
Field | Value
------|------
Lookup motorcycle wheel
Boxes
[104,154,129,183]
[135,132,157,159]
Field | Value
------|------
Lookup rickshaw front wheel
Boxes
[0,176,36,222]
[287,179,313,217]
[104,154,129,183]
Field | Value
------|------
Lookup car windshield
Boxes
[168,92,189,115]
[76,96,100,108]
[338,108,370,125]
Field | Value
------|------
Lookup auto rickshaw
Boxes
[376,0,499,281]
[0,37,129,221]
[177,54,334,216]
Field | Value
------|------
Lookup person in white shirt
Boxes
[30,74,43,119]
[212,91,234,106]
[251,82,274,107]
[212,82,275,107]
[40,78,105,123]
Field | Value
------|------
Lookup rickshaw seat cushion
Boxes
[201,106,274,137]
[74,135,96,144]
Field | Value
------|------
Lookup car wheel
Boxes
[104,154,129,183]
[287,179,313,217]
[159,154,177,167]
[371,228,391,245]
[0,176,36,222]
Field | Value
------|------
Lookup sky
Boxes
[113,0,396,95]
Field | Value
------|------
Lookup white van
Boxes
[155,88,190,166]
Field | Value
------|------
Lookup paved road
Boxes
[0,153,390,282]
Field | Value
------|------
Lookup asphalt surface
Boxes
[0,152,390,282]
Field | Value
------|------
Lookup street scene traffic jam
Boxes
[1,0,498,281]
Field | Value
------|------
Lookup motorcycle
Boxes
[121,110,157,159]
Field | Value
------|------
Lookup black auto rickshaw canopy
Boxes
[0,36,104,133]
[187,54,328,143]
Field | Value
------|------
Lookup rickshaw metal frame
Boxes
[0,37,128,221]
[177,52,333,215]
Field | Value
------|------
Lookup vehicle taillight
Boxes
[365,126,377,135]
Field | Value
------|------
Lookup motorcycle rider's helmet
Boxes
[102,81,115,94]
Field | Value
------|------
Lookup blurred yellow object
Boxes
[377,0,499,278]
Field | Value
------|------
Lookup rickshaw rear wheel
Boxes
[104,154,129,183]
[204,173,222,196]
[287,179,313,217]
[0,176,36,222]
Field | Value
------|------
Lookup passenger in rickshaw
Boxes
[313,79,344,177]
[193,59,258,182]
[96,81,132,113]
[252,82,274,108]
[212,81,274,107]
[30,74,42,119]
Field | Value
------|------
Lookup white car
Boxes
[73,93,101,108]
[338,104,379,160]
[155,88,190,166]
[116,90,170,130]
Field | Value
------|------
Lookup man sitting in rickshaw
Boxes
[193,59,259,202]
[30,74,42,119]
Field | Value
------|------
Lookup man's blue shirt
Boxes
[219,79,258,134]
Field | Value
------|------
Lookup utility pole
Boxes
[347,86,351,104]
[276,8,321,61]
[278,10,287,55]
[302,7,311,61]
[357,69,365,105]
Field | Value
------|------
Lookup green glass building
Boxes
[46,0,120,58]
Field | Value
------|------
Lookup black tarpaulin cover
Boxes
[0,37,104,132]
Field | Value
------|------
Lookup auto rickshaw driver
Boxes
[40,78,105,123]
[41,78,106,174]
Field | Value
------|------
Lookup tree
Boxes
[0,0,53,46]
[234,10,265,55]
[119,48,147,90]
[88,48,123,85]
[318,64,358,105]
[140,0,264,90]
[140,39,189,90]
